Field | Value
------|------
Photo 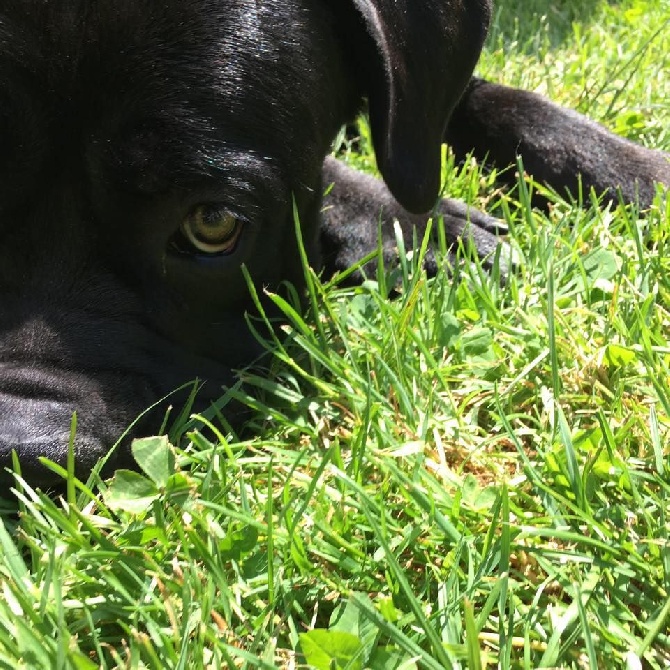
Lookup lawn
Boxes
[1,0,669,668]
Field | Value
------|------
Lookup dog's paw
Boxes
[320,156,511,280]
[430,197,510,270]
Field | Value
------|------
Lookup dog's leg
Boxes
[320,156,508,280]
[444,78,670,209]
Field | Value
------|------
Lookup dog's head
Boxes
[0,0,490,485]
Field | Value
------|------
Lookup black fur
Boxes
[445,78,670,208]
[0,0,491,485]
[0,1,667,486]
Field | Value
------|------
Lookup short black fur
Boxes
[0,0,667,486]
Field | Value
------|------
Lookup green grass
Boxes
[2,0,670,668]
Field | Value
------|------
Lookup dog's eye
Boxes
[178,205,243,255]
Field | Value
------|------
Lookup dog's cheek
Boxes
[141,194,321,364]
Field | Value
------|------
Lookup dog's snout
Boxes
[0,363,126,484]
[0,396,76,454]
[0,289,159,487]
[0,392,106,486]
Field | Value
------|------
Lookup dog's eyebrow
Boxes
[104,122,284,198]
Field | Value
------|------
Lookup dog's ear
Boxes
[350,0,491,213]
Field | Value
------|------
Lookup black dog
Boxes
[1,1,668,486]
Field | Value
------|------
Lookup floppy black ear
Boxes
[351,0,491,214]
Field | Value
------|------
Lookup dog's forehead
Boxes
[0,0,318,105]
[0,0,280,44]
[0,0,344,180]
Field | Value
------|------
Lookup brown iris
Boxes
[179,205,243,255]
